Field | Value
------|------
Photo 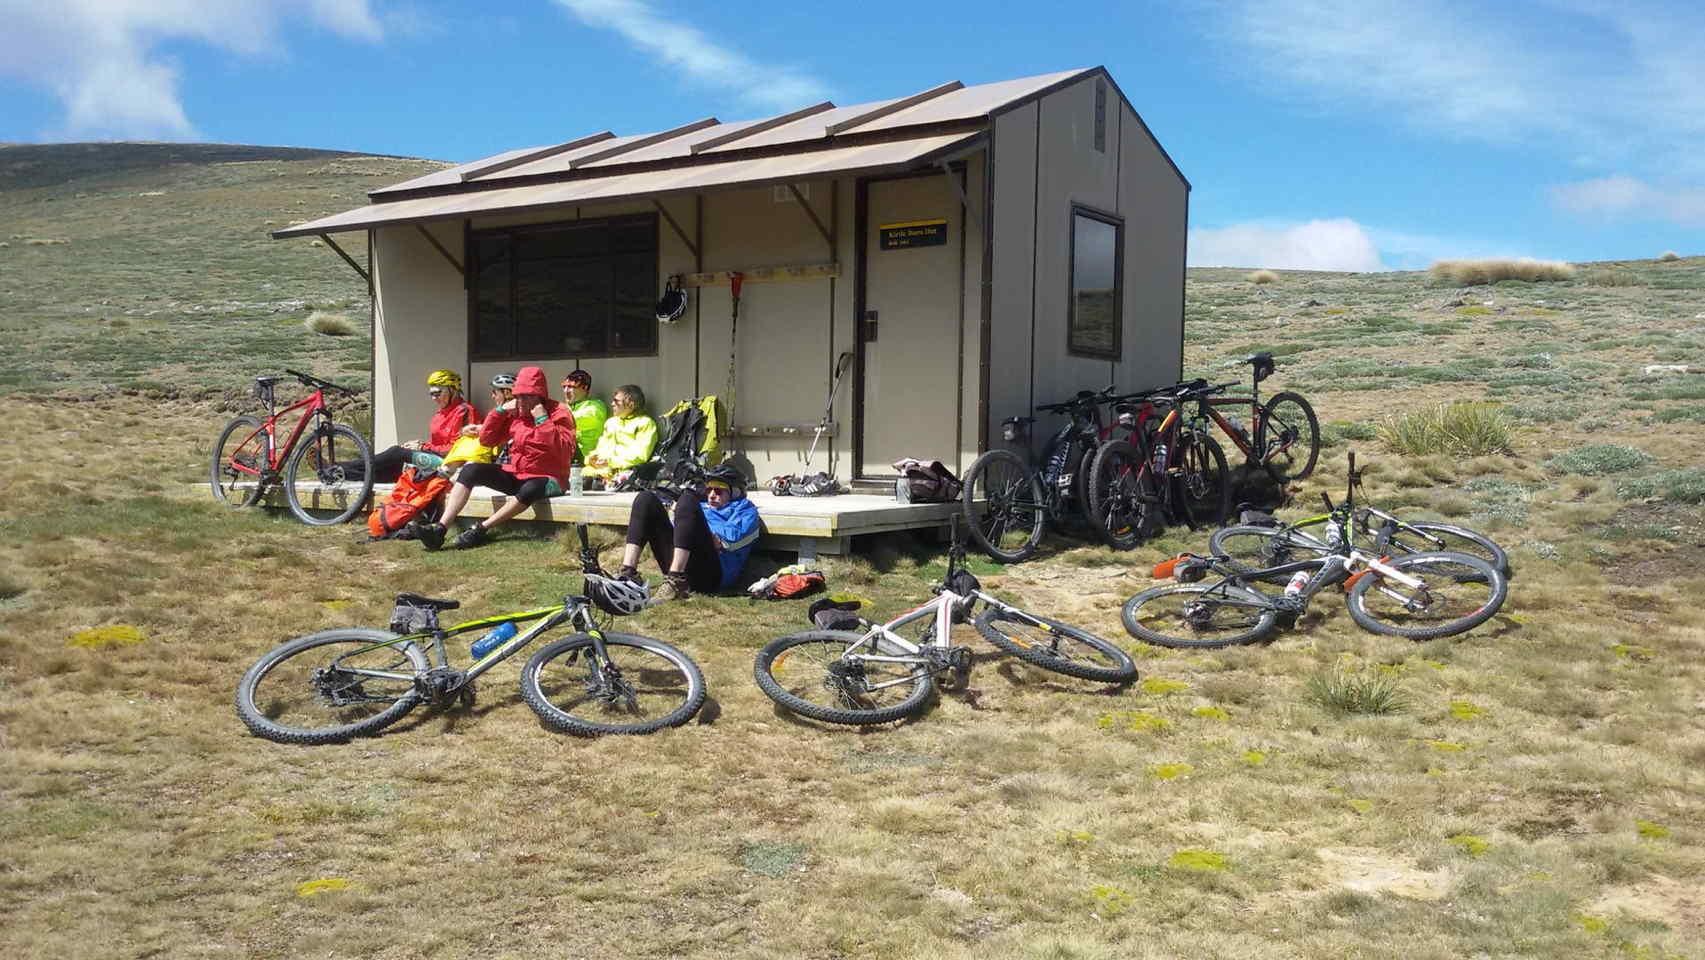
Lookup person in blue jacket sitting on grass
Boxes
[617,463,760,602]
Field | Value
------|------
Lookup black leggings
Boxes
[626,490,723,592]
[340,445,410,484]
[453,462,555,506]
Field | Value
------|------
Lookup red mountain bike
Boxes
[1199,352,1319,485]
[210,369,373,525]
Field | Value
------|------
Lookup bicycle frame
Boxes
[1194,546,1428,612]
[225,387,333,483]
[826,587,1042,691]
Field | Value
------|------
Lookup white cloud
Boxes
[0,0,384,139]
[1189,219,1386,271]
[554,0,831,111]
[1208,1,1705,176]
[1550,176,1705,226]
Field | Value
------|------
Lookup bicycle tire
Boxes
[1375,520,1510,579]
[235,628,425,745]
[210,415,267,508]
[974,608,1136,683]
[1086,440,1155,550]
[283,422,373,526]
[961,448,1046,563]
[1345,551,1506,641]
[1175,433,1231,529]
[1207,524,1335,581]
[1061,439,1098,535]
[1257,391,1320,483]
[753,630,934,725]
[1121,583,1278,649]
[520,632,706,736]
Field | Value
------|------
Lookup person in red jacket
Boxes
[341,368,476,483]
[419,366,576,550]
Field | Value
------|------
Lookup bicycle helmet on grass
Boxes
[585,573,650,616]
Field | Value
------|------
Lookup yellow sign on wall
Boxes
[878,218,948,250]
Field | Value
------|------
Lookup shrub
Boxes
[1306,669,1406,717]
[1247,269,1279,285]
[1616,469,1705,504]
[305,311,357,337]
[1463,476,1531,525]
[1546,444,1654,476]
[1659,251,1681,262]
[1585,268,1638,287]
[1429,259,1574,285]
[1380,403,1513,457]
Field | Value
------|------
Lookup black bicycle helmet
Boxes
[655,276,688,324]
[702,463,746,493]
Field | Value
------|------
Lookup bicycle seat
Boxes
[253,375,284,386]
[394,593,460,611]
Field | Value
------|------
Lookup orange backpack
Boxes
[367,467,453,539]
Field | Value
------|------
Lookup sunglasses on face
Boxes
[428,388,444,397]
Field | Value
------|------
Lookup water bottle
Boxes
[1283,571,1311,598]
[1226,415,1247,440]
[1152,442,1168,473]
[1325,523,1343,549]
[470,621,517,659]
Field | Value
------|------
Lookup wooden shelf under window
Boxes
[682,262,839,287]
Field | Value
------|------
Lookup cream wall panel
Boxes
[988,103,1039,452]
[959,152,987,468]
[1116,102,1187,391]
[372,223,466,449]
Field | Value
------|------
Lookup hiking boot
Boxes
[453,524,490,550]
[615,564,642,584]
[653,574,692,603]
[417,522,446,551]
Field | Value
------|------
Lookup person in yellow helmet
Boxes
[342,368,477,483]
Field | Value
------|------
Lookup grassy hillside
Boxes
[0,145,1701,959]
[0,142,437,397]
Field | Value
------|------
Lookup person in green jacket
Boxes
[561,369,608,464]
[583,384,658,484]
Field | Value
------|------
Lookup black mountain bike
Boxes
[235,526,706,743]
[1083,380,1232,550]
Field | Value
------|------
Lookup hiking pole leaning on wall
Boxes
[771,350,854,496]
[724,271,744,440]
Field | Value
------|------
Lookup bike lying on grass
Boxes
[236,526,705,744]
[1207,453,1510,579]
[753,518,1137,725]
[1121,457,1508,648]
[210,369,373,525]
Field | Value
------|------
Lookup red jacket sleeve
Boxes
[477,407,513,449]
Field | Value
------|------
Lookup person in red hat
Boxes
[419,365,575,550]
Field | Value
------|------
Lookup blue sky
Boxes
[1,0,1700,269]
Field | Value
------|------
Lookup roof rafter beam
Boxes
[569,117,721,168]
[415,223,464,275]
[825,80,963,135]
[787,183,833,252]
[457,131,616,182]
[319,233,369,285]
[653,198,697,259]
[691,101,836,153]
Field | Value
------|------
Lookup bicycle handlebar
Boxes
[1035,384,1117,414]
[285,368,360,396]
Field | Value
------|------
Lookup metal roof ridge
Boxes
[825,80,963,135]
[456,131,616,182]
[568,117,720,168]
[690,101,836,154]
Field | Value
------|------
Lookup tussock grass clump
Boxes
[1380,402,1514,456]
[1546,444,1654,476]
[305,311,357,337]
[1463,476,1531,525]
[1247,269,1279,284]
[1585,268,1639,287]
[1617,469,1705,504]
[0,574,25,600]
[1306,669,1406,717]
[1430,259,1574,285]
[1659,251,1681,262]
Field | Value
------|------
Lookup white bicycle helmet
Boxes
[490,372,517,390]
[655,276,688,324]
[584,573,651,616]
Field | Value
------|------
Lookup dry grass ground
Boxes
[2,149,1703,958]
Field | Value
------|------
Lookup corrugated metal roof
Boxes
[273,131,982,238]
[365,68,1092,199]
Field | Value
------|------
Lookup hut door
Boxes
[859,176,961,478]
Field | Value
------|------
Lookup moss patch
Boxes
[1168,848,1228,872]
[1151,762,1195,781]
[1141,677,1190,695]
[1098,710,1172,734]
[295,877,351,897]
[66,623,146,649]
[1448,834,1490,857]
[1191,705,1230,721]
[1448,700,1485,721]
[1634,820,1670,840]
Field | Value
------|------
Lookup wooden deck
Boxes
[191,483,959,558]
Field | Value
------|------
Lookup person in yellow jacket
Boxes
[583,384,658,484]
[561,369,609,464]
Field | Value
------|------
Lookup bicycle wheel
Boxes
[1374,520,1511,579]
[1121,583,1278,649]
[961,449,1046,563]
[753,630,934,725]
[1208,524,1335,581]
[1086,440,1156,550]
[235,628,425,745]
[520,632,706,736]
[974,607,1136,683]
[283,422,374,525]
[1345,552,1507,641]
[1257,391,1320,483]
[1175,433,1230,529]
[210,415,267,508]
